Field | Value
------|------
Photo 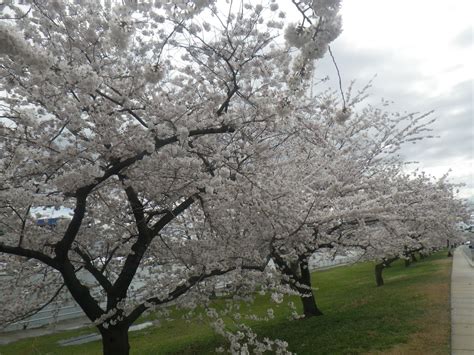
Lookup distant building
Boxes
[36,218,60,227]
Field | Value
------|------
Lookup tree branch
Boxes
[3,283,66,327]
[154,125,235,149]
[95,89,149,128]
[150,195,196,235]
[0,243,59,270]
[73,247,113,294]
[125,267,233,325]
[111,195,197,304]
[122,184,150,237]
[54,193,88,262]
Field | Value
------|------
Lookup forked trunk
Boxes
[375,263,384,287]
[99,325,130,355]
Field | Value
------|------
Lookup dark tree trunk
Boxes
[375,263,384,287]
[300,292,323,317]
[271,254,324,318]
[410,253,418,263]
[403,246,411,267]
[99,325,130,355]
[298,260,323,317]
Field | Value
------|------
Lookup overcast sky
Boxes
[313,0,473,200]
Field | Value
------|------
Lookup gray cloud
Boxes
[311,39,473,197]
[400,80,473,163]
[453,27,473,48]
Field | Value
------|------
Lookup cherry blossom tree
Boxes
[369,173,467,286]
[1,1,467,353]
[253,90,439,317]
[196,85,448,317]
[0,0,345,354]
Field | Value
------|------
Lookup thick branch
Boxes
[270,247,300,282]
[154,125,235,149]
[151,195,196,235]
[0,243,59,269]
[54,192,88,261]
[111,195,196,303]
[123,184,150,237]
[61,125,234,200]
[125,267,233,324]
[74,247,113,294]
[216,86,238,116]
[382,256,399,267]
[326,217,379,235]
[59,261,104,321]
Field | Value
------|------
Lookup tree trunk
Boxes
[300,291,323,317]
[410,253,417,263]
[272,255,324,318]
[375,263,384,287]
[298,260,323,317]
[404,258,410,267]
[99,325,130,355]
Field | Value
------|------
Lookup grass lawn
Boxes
[0,251,451,354]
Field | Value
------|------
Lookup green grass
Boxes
[0,252,451,354]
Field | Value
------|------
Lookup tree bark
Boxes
[271,254,323,318]
[410,253,417,263]
[375,262,384,287]
[298,260,323,317]
[375,257,398,286]
[300,291,323,317]
[99,325,130,355]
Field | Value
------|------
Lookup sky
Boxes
[313,0,473,200]
[2,0,472,199]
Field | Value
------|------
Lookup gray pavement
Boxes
[451,246,474,354]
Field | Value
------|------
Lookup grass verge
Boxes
[0,251,451,354]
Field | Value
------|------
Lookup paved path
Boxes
[451,246,474,354]
[0,316,91,345]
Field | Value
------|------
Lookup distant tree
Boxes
[370,174,467,286]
